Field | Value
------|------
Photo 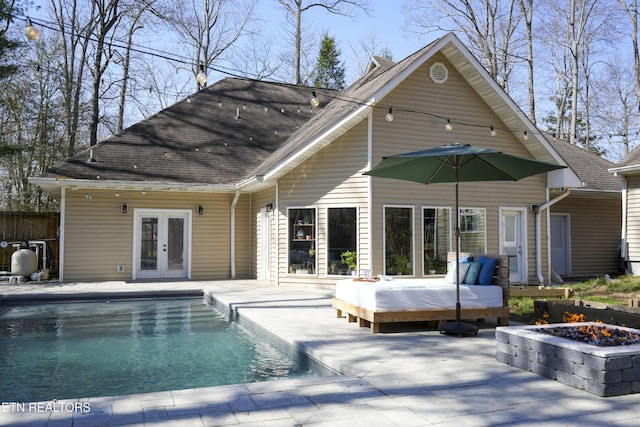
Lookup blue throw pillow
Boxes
[477,256,499,286]
[463,262,481,285]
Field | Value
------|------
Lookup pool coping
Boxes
[0,288,204,302]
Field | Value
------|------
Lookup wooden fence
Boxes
[0,211,60,276]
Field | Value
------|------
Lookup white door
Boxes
[259,207,271,281]
[500,209,526,283]
[134,210,191,279]
[551,214,570,276]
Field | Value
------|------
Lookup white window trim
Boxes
[325,205,359,277]
[286,206,318,276]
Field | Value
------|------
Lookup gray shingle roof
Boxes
[545,135,621,192]
[45,78,336,185]
[615,144,640,168]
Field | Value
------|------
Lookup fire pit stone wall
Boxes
[496,323,640,397]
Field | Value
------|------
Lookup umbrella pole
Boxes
[440,165,479,337]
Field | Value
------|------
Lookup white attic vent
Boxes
[429,62,448,84]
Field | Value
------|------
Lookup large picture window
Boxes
[459,208,486,253]
[327,208,357,275]
[385,206,413,275]
[288,208,316,275]
[423,207,450,275]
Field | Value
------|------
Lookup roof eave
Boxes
[29,177,238,193]
[609,164,640,176]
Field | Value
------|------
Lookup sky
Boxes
[256,1,434,83]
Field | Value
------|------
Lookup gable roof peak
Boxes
[367,55,396,73]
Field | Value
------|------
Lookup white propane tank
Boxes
[11,249,38,277]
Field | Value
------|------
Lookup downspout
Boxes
[619,176,628,266]
[58,187,66,283]
[230,190,240,278]
[275,180,280,286]
[535,188,571,284]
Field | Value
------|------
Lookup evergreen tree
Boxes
[313,33,346,90]
[0,0,21,158]
[0,0,20,82]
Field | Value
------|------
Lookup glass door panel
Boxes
[167,217,185,271]
[140,217,159,271]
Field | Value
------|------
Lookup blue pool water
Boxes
[0,298,331,402]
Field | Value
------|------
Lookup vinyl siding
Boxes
[552,194,622,277]
[626,175,640,262]
[251,188,276,281]
[62,189,248,281]
[369,54,550,283]
[277,121,369,287]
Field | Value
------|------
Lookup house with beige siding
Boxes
[609,147,640,275]
[31,32,617,285]
[546,137,622,279]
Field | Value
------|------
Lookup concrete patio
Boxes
[1,279,639,426]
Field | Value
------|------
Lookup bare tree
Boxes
[230,31,280,80]
[405,0,524,91]
[116,1,157,132]
[164,0,257,91]
[275,0,370,85]
[618,0,640,132]
[516,0,535,123]
[350,29,392,78]
[87,0,130,147]
[593,57,637,160]
[51,0,94,156]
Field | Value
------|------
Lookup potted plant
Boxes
[340,251,357,275]
[425,253,437,275]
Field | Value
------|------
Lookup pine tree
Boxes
[313,33,346,90]
[0,0,20,82]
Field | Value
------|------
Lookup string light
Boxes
[310,91,320,107]
[385,107,394,122]
[196,63,207,89]
[25,17,40,40]
[16,14,627,147]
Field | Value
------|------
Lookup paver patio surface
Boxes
[1,279,638,426]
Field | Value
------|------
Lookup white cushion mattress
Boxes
[335,278,503,312]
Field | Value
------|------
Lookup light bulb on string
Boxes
[523,130,528,140]
[196,63,207,88]
[25,17,40,41]
[310,90,320,107]
[490,125,496,136]
[445,119,453,131]
[385,107,394,122]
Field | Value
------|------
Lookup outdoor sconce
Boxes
[197,205,204,215]
[266,202,274,212]
[121,204,128,214]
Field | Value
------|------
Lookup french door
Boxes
[133,209,191,279]
[500,209,526,283]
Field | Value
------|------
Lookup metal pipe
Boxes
[535,189,571,284]
[230,190,240,278]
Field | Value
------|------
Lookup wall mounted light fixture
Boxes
[197,205,204,215]
[266,202,274,212]
[121,204,128,214]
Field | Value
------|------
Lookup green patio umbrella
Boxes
[364,143,566,336]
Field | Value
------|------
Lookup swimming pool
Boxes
[0,297,333,402]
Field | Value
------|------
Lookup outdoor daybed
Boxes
[332,252,510,333]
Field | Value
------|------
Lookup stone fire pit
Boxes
[496,323,640,397]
